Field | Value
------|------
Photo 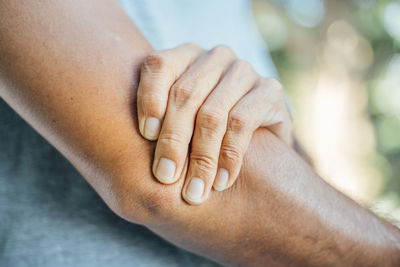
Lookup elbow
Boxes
[107,166,184,226]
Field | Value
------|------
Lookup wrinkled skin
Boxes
[137,43,293,205]
[0,0,399,266]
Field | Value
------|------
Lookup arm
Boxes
[0,1,399,266]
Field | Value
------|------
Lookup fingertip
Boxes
[182,196,203,205]
[213,168,229,191]
[183,177,205,205]
[153,157,177,184]
[143,117,161,141]
[212,185,225,192]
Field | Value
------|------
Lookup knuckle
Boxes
[220,143,242,163]
[142,53,169,73]
[261,77,284,93]
[190,153,218,172]
[140,93,166,115]
[209,44,234,58]
[183,42,201,51]
[171,82,194,107]
[197,107,224,131]
[158,132,186,151]
[232,59,253,74]
[228,111,250,132]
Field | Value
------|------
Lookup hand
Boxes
[3,3,399,264]
[137,43,292,204]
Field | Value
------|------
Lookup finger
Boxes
[153,45,235,185]
[257,78,292,145]
[137,43,203,140]
[214,78,289,191]
[182,60,258,204]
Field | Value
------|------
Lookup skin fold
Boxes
[0,0,399,266]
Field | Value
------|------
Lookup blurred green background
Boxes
[253,0,400,224]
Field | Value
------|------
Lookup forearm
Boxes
[1,1,399,266]
[145,130,400,265]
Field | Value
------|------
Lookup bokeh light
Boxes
[253,0,400,225]
[286,0,325,28]
[382,2,400,42]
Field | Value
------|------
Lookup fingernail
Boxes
[213,168,229,191]
[139,117,145,136]
[144,117,160,140]
[155,158,176,184]
[186,177,204,202]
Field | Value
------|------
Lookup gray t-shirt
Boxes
[0,1,276,266]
